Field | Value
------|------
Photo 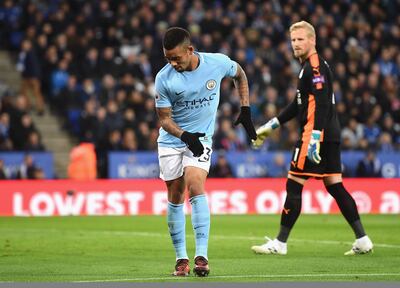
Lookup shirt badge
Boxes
[206,79,216,90]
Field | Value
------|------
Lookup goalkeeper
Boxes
[251,21,373,256]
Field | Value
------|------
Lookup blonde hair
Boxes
[289,21,315,38]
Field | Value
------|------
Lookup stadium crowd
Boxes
[0,0,399,178]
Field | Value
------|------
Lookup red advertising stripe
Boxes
[0,179,399,216]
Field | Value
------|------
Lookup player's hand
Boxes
[180,131,205,157]
[251,117,280,149]
[307,130,322,164]
[234,106,257,140]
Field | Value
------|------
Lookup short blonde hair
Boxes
[289,21,315,38]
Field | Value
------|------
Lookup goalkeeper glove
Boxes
[251,117,280,148]
[181,131,205,157]
[234,106,257,140]
[307,130,321,164]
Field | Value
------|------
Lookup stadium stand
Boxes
[0,0,399,178]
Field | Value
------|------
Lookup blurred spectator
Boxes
[136,122,151,150]
[0,0,23,50]
[0,80,10,98]
[68,142,97,180]
[378,47,398,77]
[81,47,100,80]
[0,159,7,179]
[80,78,98,103]
[214,119,245,151]
[9,112,39,150]
[122,108,137,131]
[94,107,108,148]
[58,75,81,117]
[17,39,45,115]
[24,131,45,151]
[16,154,37,179]
[363,116,381,146]
[33,167,45,179]
[105,129,122,151]
[356,149,381,178]
[99,46,122,78]
[98,74,116,106]
[0,112,11,150]
[105,99,124,132]
[94,107,110,179]
[121,128,138,151]
[378,132,395,152]
[2,95,25,149]
[79,99,97,142]
[341,118,364,150]
[50,59,69,100]
[209,152,233,178]
[122,53,144,81]
[382,113,400,149]
[269,153,288,177]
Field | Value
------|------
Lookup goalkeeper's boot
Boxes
[344,235,373,255]
[193,256,210,277]
[251,236,287,255]
[172,258,190,276]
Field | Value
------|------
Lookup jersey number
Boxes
[198,147,212,162]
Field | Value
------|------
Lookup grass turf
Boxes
[0,214,399,282]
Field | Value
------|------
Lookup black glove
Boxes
[180,131,205,157]
[234,106,257,140]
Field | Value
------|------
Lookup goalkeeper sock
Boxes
[190,194,210,259]
[278,178,303,242]
[351,220,366,239]
[167,202,188,260]
[326,182,366,238]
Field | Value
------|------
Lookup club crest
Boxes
[206,79,216,90]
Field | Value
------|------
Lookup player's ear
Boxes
[187,45,194,54]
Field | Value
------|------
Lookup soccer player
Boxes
[155,27,257,276]
[251,21,373,256]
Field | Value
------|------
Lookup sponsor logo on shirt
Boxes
[175,94,216,109]
[312,75,325,84]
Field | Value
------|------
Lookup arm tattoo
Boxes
[156,107,184,138]
[233,64,250,106]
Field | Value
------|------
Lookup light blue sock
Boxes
[190,194,210,259]
[167,202,188,260]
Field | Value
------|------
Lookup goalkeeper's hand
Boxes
[234,106,257,140]
[307,130,321,164]
[251,117,280,148]
[180,131,205,157]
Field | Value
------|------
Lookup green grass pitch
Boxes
[0,214,399,282]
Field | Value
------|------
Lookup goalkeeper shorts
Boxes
[288,141,342,179]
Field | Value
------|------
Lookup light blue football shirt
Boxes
[155,52,237,148]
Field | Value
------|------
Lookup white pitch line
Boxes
[289,238,400,249]
[2,228,400,249]
[74,272,400,283]
[213,234,400,249]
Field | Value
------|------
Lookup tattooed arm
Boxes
[232,63,250,107]
[232,63,257,140]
